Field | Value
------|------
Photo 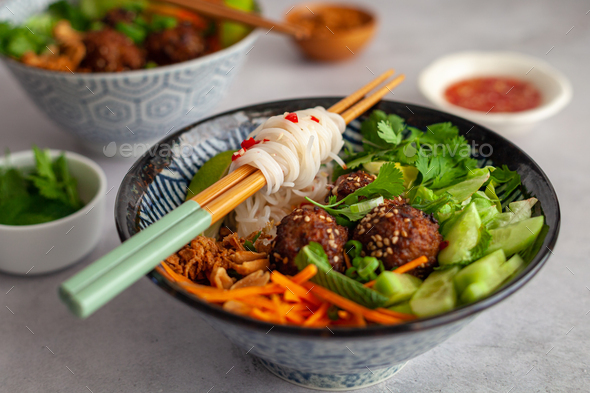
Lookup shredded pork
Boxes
[164,232,272,288]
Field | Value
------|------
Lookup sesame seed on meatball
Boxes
[330,170,376,201]
[271,207,348,276]
[352,198,442,279]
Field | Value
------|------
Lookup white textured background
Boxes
[1,0,589,392]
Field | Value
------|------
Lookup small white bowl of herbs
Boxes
[0,147,106,275]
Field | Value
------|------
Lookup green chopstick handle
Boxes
[59,200,211,318]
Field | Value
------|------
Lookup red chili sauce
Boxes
[444,77,542,113]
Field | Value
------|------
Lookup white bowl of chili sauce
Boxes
[418,52,572,135]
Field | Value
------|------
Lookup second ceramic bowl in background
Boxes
[0,0,260,153]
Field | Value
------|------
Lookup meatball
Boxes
[272,207,348,276]
[330,170,376,201]
[352,197,442,279]
[103,8,136,27]
[145,22,206,65]
[80,28,145,72]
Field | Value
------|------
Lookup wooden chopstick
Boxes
[191,164,258,206]
[162,0,309,39]
[328,69,394,114]
[202,170,267,224]
[340,74,405,124]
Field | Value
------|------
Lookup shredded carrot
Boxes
[285,307,306,324]
[159,263,195,285]
[394,256,428,275]
[302,282,403,325]
[291,303,313,314]
[376,307,416,321]
[271,271,323,307]
[283,290,301,303]
[271,294,286,324]
[351,312,367,327]
[185,283,283,302]
[162,252,417,327]
[291,264,318,284]
[344,253,352,269]
[303,302,330,326]
[363,280,376,288]
[237,295,276,311]
[250,308,280,324]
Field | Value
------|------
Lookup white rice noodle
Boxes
[230,107,345,236]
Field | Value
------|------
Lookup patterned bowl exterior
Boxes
[115,98,560,390]
[0,0,259,148]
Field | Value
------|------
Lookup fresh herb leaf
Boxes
[48,0,89,31]
[486,165,521,206]
[0,147,83,226]
[308,164,404,223]
[377,120,402,146]
[53,154,82,209]
[115,22,147,44]
[340,163,404,205]
[0,164,29,201]
[150,14,178,31]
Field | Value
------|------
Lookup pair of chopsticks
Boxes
[59,70,405,318]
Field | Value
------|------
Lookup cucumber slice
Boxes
[387,301,413,315]
[501,253,525,278]
[453,249,506,294]
[487,198,538,229]
[438,203,482,265]
[460,282,494,304]
[221,0,254,48]
[487,216,544,257]
[458,253,526,304]
[294,243,388,309]
[410,267,459,317]
[373,272,422,306]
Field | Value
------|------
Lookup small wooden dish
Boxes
[285,2,377,62]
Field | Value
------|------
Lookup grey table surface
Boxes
[1,0,589,392]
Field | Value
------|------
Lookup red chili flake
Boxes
[310,116,319,123]
[263,138,270,143]
[241,137,257,150]
[439,240,449,251]
[285,112,298,123]
[231,152,241,161]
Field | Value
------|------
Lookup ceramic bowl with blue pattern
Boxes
[0,0,259,151]
[114,98,560,391]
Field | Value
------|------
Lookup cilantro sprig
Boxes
[307,163,404,226]
[0,146,83,226]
